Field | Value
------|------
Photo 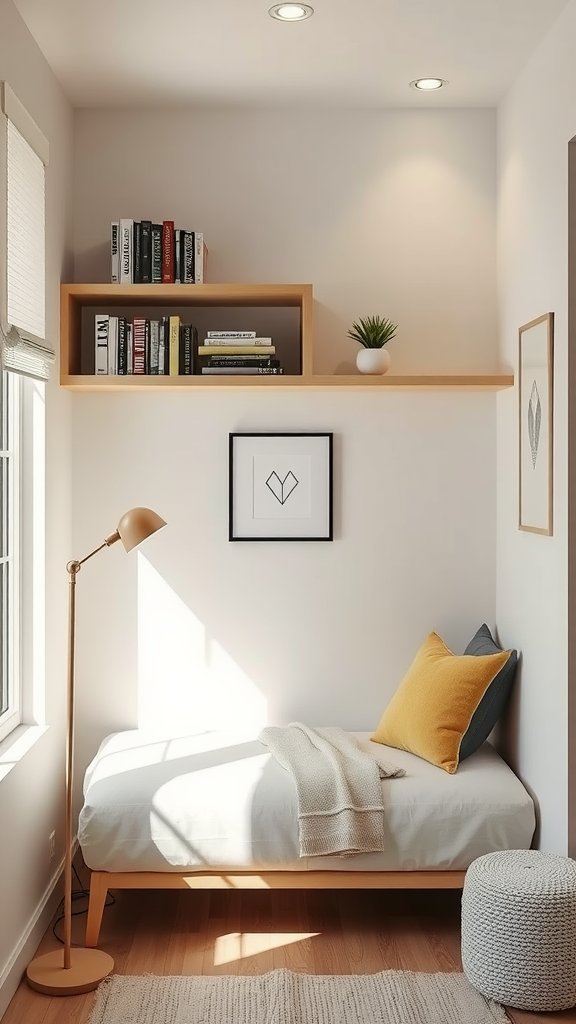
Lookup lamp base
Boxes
[26,947,114,995]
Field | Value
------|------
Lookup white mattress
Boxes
[78,729,536,873]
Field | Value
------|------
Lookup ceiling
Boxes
[12,0,569,109]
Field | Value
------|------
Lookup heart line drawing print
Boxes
[266,470,299,505]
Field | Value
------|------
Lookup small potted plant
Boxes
[348,315,398,375]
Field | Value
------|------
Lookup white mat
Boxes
[87,968,511,1024]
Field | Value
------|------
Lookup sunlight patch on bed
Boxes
[136,555,267,735]
[214,932,320,965]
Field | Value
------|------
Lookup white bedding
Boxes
[78,728,536,873]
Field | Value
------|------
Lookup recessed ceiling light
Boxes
[268,3,314,21]
[409,78,447,91]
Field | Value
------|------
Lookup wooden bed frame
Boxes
[85,868,466,946]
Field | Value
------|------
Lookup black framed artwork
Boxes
[229,432,333,541]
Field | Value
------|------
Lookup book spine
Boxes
[151,224,162,283]
[162,221,175,283]
[126,321,133,373]
[183,231,195,284]
[107,316,118,374]
[201,367,284,375]
[194,232,204,284]
[201,337,272,347]
[174,228,182,284]
[149,320,159,375]
[169,315,180,375]
[191,324,199,374]
[140,220,152,283]
[119,219,133,283]
[158,316,168,374]
[179,323,193,374]
[110,222,119,283]
[94,314,109,374]
[144,318,151,374]
[197,345,276,355]
[208,356,278,367]
[206,330,256,338]
[117,316,127,374]
[133,222,142,284]
[132,317,146,374]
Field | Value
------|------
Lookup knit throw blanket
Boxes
[258,723,405,858]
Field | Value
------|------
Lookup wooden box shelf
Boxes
[60,283,513,391]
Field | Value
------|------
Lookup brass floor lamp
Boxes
[26,507,166,995]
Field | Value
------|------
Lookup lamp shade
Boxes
[116,507,166,553]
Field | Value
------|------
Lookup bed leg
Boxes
[86,871,109,947]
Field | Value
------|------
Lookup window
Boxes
[0,372,20,741]
[0,83,51,744]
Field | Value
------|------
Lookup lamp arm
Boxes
[69,532,121,576]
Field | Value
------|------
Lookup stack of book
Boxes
[198,331,283,375]
[111,219,208,285]
[95,313,198,375]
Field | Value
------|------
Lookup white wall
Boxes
[74,108,498,374]
[71,108,501,764]
[0,0,73,1016]
[497,0,576,853]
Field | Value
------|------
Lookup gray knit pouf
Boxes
[461,850,576,1011]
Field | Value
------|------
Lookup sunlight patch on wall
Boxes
[214,932,320,966]
[137,555,267,735]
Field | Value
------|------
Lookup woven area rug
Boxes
[87,968,511,1024]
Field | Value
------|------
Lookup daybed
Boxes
[78,727,535,947]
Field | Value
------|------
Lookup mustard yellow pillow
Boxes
[371,631,512,774]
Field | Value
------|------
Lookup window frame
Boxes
[0,83,48,746]
[0,370,22,742]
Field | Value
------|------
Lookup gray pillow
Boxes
[459,623,518,761]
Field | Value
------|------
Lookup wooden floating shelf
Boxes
[60,374,513,392]
[60,283,513,391]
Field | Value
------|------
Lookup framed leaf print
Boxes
[518,312,554,535]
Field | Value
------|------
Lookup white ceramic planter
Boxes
[356,347,391,375]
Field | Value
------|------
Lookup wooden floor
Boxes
[4,884,576,1023]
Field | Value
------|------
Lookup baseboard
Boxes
[0,855,64,1021]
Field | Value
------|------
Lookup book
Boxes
[179,323,193,374]
[183,231,195,284]
[119,219,133,283]
[151,224,162,283]
[126,320,133,374]
[107,316,118,375]
[169,315,181,375]
[110,222,119,283]
[144,318,151,373]
[149,320,160,375]
[133,222,142,283]
[208,357,280,367]
[94,314,109,374]
[201,366,284,375]
[117,316,127,374]
[209,352,273,359]
[162,221,175,283]
[194,231,204,284]
[132,317,146,374]
[140,220,152,283]
[197,344,276,355]
[158,316,168,374]
[206,331,256,338]
[201,337,272,347]
[174,228,181,284]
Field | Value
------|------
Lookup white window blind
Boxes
[0,84,53,382]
